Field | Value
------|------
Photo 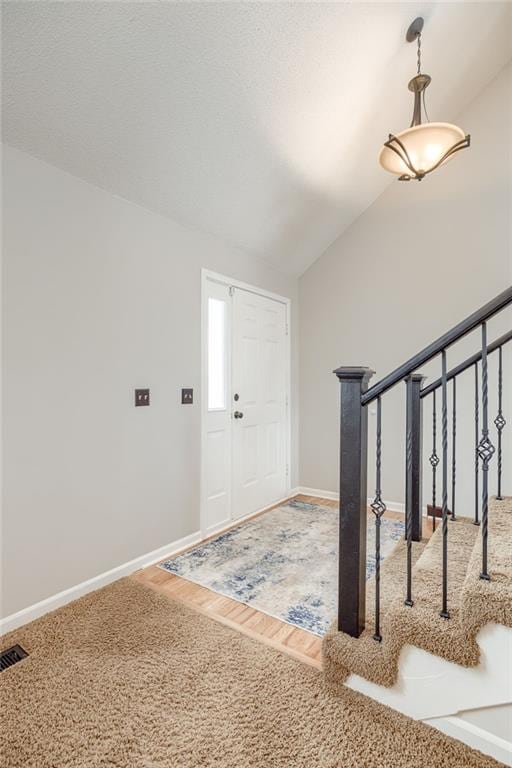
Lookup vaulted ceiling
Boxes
[3,2,511,275]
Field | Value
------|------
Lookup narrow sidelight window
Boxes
[208,297,226,410]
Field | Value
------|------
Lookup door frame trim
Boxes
[200,269,292,538]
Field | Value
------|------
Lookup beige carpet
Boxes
[0,578,503,768]
[324,497,512,689]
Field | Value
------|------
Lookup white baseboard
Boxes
[425,715,512,766]
[297,486,339,501]
[0,530,202,636]
[281,488,485,530]
[203,491,301,539]
[381,499,405,514]
[296,486,406,513]
[0,490,304,637]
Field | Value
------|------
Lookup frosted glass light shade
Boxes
[379,122,468,180]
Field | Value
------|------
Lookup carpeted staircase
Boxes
[323,497,512,689]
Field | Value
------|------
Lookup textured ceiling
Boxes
[3,2,512,275]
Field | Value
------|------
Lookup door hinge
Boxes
[229,285,235,297]
[285,322,289,336]
[286,464,289,477]
[285,394,289,408]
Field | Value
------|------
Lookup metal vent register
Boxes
[0,644,28,672]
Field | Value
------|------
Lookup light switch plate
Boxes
[181,388,193,405]
[135,388,150,406]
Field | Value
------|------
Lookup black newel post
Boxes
[405,374,425,543]
[334,366,374,638]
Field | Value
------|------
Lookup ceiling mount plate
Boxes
[406,17,424,43]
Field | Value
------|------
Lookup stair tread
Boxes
[387,518,480,668]
[323,498,512,691]
[461,497,512,635]
[412,517,478,582]
[406,516,479,625]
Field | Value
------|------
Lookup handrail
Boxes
[420,330,512,399]
[361,286,512,406]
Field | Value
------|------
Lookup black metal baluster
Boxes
[474,361,480,525]
[440,349,450,619]
[451,377,457,521]
[429,390,440,532]
[405,374,424,542]
[371,396,386,641]
[478,322,495,581]
[494,346,506,500]
[404,386,413,607]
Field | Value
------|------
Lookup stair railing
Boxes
[334,286,512,638]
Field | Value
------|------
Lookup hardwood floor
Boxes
[132,495,430,670]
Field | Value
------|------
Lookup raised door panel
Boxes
[232,289,287,519]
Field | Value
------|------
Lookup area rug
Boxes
[159,499,405,635]
[0,578,501,768]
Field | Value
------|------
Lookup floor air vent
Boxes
[0,644,28,672]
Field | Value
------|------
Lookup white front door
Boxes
[231,288,287,519]
[202,276,289,534]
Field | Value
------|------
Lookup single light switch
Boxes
[181,388,193,405]
[135,388,150,406]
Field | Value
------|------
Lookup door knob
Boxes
[234,411,244,419]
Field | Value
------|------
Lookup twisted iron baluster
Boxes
[451,377,457,521]
[478,322,495,581]
[474,362,480,525]
[440,350,450,619]
[371,396,386,641]
[494,346,505,500]
[429,390,440,532]
[404,393,414,607]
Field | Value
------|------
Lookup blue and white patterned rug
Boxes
[158,500,404,636]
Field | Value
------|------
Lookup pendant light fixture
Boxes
[379,17,470,181]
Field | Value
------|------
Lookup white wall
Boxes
[3,62,511,620]
[299,62,512,511]
[427,701,512,766]
[458,702,512,743]
[1,145,298,617]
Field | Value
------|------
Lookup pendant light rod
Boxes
[406,18,429,127]
[409,75,431,127]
